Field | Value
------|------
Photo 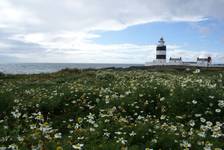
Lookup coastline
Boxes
[0,64,224,76]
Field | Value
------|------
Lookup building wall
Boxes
[169,60,182,63]
[156,51,166,55]
[156,46,166,51]
[169,60,183,65]
[197,60,209,67]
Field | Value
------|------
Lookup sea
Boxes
[0,63,142,74]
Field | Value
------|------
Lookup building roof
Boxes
[197,57,209,61]
[169,57,182,60]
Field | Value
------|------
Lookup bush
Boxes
[96,72,115,81]
[0,92,14,115]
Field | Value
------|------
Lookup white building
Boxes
[197,57,212,67]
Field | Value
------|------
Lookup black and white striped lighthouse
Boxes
[156,37,166,63]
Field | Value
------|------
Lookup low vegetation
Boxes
[0,68,224,149]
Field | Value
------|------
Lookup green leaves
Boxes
[0,92,14,114]
[1,69,224,149]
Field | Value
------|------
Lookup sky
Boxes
[0,0,224,64]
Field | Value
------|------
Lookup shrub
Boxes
[0,92,14,115]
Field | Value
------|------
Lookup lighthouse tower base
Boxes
[145,60,167,66]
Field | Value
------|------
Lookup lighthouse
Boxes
[145,37,216,67]
[156,37,166,64]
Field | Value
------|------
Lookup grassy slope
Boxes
[0,68,224,149]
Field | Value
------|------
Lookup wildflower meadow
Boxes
[0,68,224,149]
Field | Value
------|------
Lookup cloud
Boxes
[1,40,223,64]
[0,0,215,32]
[0,1,41,31]
[0,42,9,49]
[2,0,224,34]
[0,0,224,63]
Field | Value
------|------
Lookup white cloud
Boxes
[10,32,101,50]
[0,0,224,63]
[1,41,223,64]
[0,42,10,49]
[0,0,41,31]
[2,0,223,33]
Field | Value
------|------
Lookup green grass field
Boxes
[0,68,224,150]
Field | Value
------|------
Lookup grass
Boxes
[0,68,224,149]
